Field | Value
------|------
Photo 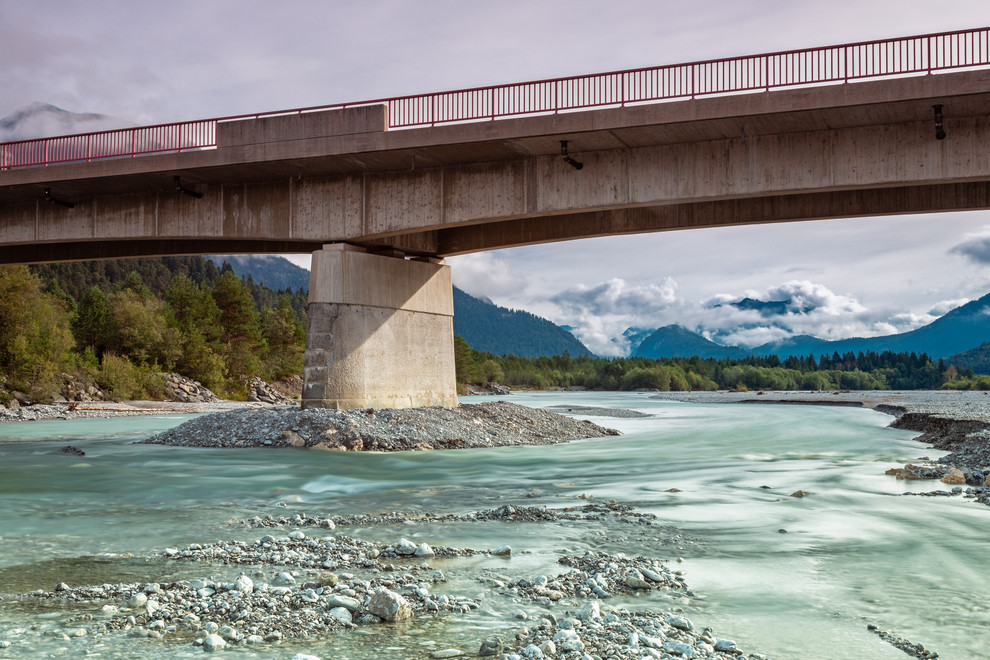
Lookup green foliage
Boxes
[7,257,308,401]
[260,295,305,380]
[213,270,266,392]
[454,340,951,393]
[0,265,76,400]
[72,287,112,355]
[96,353,167,400]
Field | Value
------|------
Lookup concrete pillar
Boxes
[302,243,458,410]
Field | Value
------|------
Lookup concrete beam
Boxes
[302,244,457,410]
[435,182,990,253]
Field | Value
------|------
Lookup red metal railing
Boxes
[2,26,988,171]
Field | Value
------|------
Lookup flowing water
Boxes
[0,393,987,659]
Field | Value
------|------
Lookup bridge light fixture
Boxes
[43,187,74,209]
[174,176,203,199]
[933,104,946,140]
[560,140,583,170]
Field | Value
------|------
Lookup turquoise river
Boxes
[0,392,987,659]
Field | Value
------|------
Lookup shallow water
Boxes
[0,393,986,659]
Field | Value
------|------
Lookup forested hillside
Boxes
[452,287,591,358]
[0,257,306,404]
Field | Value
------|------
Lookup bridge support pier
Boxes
[302,243,458,410]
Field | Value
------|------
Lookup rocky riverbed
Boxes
[138,401,620,451]
[2,498,765,659]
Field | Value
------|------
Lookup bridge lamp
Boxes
[43,187,74,209]
[174,176,203,199]
[560,140,583,170]
[932,104,946,140]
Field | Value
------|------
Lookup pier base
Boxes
[302,244,457,410]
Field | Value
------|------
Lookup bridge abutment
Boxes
[302,243,458,410]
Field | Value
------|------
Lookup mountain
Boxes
[946,342,990,375]
[452,287,592,358]
[633,325,751,360]
[620,327,655,354]
[753,292,990,359]
[207,255,310,292]
[0,102,129,141]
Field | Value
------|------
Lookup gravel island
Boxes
[139,401,621,451]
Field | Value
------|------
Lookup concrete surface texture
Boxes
[302,245,457,410]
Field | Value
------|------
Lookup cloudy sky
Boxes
[3,1,990,355]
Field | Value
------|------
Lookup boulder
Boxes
[366,587,412,621]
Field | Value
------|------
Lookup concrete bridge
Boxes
[2,27,989,409]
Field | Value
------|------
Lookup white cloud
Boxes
[448,252,527,299]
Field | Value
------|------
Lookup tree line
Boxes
[455,338,976,392]
[0,258,306,404]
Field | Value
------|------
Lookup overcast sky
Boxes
[3,1,990,355]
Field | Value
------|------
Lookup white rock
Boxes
[366,587,412,621]
[326,594,362,611]
[641,567,667,582]
[665,614,694,631]
[127,593,148,608]
[328,607,352,623]
[395,538,417,555]
[662,640,695,657]
[291,655,321,660]
[553,629,584,653]
[415,542,435,557]
[431,651,463,659]
[714,639,738,652]
[202,633,226,651]
[521,644,544,659]
[491,545,512,556]
[577,601,601,622]
[233,574,253,594]
[274,571,296,586]
[288,530,306,540]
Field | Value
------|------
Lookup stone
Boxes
[366,587,412,621]
[274,571,296,586]
[325,594,362,611]
[553,629,584,652]
[940,468,966,485]
[328,607,352,623]
[491,544,512,556]
[577,601,601,622]
[291,655,322,660]
[288,530,306,540]
[233,574,254,594]
[714,639,738,652]
[624,574,652,589]
[431,651,463,658]
[202,633,226,651]
[318,571,338,587]
[666,614,694,631]
[415,542,435,557]
[521,645,544,659]
[789,490,812,498]
[479,637,503,656]
[663,640,696,657]
[395,538,418,555]
[284,430,307,447]
[127,593,148,608]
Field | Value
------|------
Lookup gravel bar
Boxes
[138,401,620,451]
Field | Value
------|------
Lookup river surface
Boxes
[0,392,987,659]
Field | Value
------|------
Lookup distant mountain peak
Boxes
[0,102,130,141]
